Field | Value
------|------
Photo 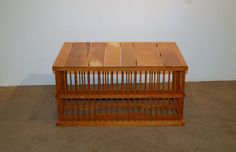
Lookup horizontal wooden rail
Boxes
[57,94,184,99]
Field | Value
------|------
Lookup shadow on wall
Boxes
[21,74,55,86]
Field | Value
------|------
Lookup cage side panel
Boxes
[55,71,68,121]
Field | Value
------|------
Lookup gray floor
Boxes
[0,81,236,152]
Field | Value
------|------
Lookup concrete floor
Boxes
[0,81,236,152]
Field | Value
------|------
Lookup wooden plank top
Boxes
[53,42,188,70]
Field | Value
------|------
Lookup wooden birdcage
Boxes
[52,42,188,126]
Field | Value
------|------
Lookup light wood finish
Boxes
[65,42,90,67]
[105,43,121,66]
[53,42,73,68]
[158,42,188,68]
[53,42,188,69]
[89,43,106,67]
[134,42,163,66]
[121,43,136,66]
[52,42,188,126]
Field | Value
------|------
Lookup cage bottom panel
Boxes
[56,98,183,124]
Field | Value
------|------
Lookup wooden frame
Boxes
[52,42,188,126]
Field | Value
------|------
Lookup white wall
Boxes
[0,0,236,86]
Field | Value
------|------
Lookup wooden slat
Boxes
[53,42,73,69]
[89,43,106,67]
[65,42,90,67]
[121,43,136,66]
[158,42,188,67]
[134,42,163,66]
[104,43,121,66]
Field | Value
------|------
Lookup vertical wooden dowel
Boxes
[179,71,183,94]
[122,71,124,94]
[182,71,186,94]
[139,71,142,94]
[81,71,84,93]
[134,71,137,94]
[126,71,128,93]
[173,71,177,94]
[154,71,156,91]
[111,71,114,93]
[69,71,72,92]
[92,71,95,93]
[76,99,80,121]
[94,99,96,120]
[79,71,81,92]
[74,71,78,92]
[144,71,147,94]
[88,71,90,93]
[116,71,118,92]
[116,98,119,120]
[162,71,165,94]
[107,71,109,94]
[98,71,101,94]
[104,71,106,93]
[130,71,133,91]
[149,98,152,120]
[168,70,171,93]
[157,71,160,94]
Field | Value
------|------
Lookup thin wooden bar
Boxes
[157,71,160,94]
[139,71,142,94]
[94,99,96,120]
[69,71,72,91]
[122,71,124,94]
[107,71,110,93]
[74,71,78,91]
[62,71,67,95]
[116,71,119,92]
[182,71,186,94]
[81,71,84,93]
[88,99,91,120]
[82,98,85,120]
[92,71,95,92]
[154,71,156,91]
[149,98,153,120]
[179,71,183,94]
[127,98,130,120]
[87,71,90,93]
[168,70,171,93]
[58,94,184,99]
[76,99,80,121]
[134,71,137,94]
[102,71,105,92]
[173,71,177,94]
[116,98,119,120]
[98,71,101,94]
[79,71,81,91]
[121,71,124,120]
[155,98,158,120]
[162,71,165,94]
[111,71,114,92]
[144,71,147,93]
